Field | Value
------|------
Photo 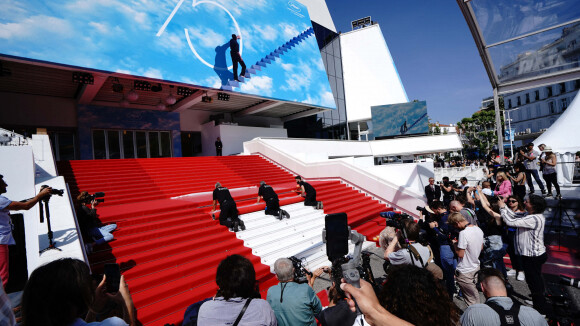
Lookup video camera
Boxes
[82,192,106,204]
[380,211,411,229]
[288,256,312,284]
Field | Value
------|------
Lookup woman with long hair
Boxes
[540,146,561,199]
[494,171,512,197]
[21,258,135,326]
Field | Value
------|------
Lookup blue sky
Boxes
[0,0,335,109]
[327,0,492,124]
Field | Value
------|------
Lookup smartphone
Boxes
[104,263,121,293]
[324,213,349,261]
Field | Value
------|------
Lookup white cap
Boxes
[482,188,493,196]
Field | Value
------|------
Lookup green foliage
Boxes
[457,97,505,154]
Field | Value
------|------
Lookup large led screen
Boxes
[0,0,335,109]
[371,101,429,138]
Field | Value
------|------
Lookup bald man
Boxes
[460,268,547,326]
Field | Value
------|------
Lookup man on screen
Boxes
[230,34,246,82]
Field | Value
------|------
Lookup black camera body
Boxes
[288,256,311,284]
[41,185,64,198]
[380,211,411,230]
[84,192,106,204]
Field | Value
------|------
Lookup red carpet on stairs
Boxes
[57,156,396,325]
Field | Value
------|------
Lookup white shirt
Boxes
[0,196,15,245]
[456,225,484,274]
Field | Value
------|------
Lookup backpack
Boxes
[485,299,521,326]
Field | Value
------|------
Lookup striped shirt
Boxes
[500,207,545,257]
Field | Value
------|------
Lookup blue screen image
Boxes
[371,101,429,138]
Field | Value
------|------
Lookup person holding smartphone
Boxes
[21,258,136,326]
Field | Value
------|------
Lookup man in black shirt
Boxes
[295,176,322,209]
[212,182,245,232]
[257,181,289,219]
[215,137,223,156]
[230,34,246,82]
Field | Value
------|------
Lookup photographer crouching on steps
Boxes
[0,174,52,288]
[76,191,116,254]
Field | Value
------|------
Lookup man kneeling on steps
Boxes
[257,181,289,220]
[212,182,245,232]
[295,176,323,209]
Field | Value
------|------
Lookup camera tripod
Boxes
[39,197,62,254]
[546,197,577,251]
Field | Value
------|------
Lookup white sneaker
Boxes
[507,269,517,277]
[517,272,525,281]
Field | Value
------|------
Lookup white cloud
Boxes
[156,30,185,55]
[280,62,295,72]
[142,68,163,79]
[279,22,300,39]
[240,75,273,96]
[0,15,72,40]
[319,91,336,108]
[256,24,277,41]
[186,26,227,49]
[281,61,312,92]
[89,21,109,34]
[115,69,134,75]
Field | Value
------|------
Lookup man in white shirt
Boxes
[522,143,546,195]
[448,212,484,306]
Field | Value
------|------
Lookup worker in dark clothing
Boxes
[257,181,289,220]
[230,34,246,82]
[295,176,322,209]
[215,137,223,156]
[212,182,245,232]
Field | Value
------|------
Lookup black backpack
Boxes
[485,299,521,326]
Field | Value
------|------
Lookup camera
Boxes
[41,185,64,197]
[84,192,106,204]
[288,256,311,284]
[380,211,411,230]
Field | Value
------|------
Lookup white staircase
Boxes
[237,203,376,272]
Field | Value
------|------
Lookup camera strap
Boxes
[279,282,288,303]
[232,298,253,326]
[407,244,426,268]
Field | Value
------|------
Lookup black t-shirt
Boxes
[213,187,233,205]
[441,182,454,198]
[258,184,277,201]
[230,38,239,53]
[317,299,357,326]
[475,200,503,237]
[215,140,222,149]
[298,180,315,194]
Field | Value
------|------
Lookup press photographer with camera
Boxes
[76,191,115,254]
[448,211,484,306]
[0,174,52,288]
[266,257,323,326]
[522,143,546,195]
[440,176,455,208]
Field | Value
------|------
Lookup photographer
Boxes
[440,176,455,208]
[0,174,52,288]
[77,191,116,254]
[448,212,484,306]
[425,201,457,297]
[316,258,359,326]
[266,258,323,326]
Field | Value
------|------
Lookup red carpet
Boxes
[57,156,395,325]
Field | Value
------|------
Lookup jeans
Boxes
[439,244,457,297]
[525,169,545,193]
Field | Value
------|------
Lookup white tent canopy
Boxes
[534,92,580,154]
[534,92,580,185]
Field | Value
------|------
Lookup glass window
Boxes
[107,130,121,159]
[508,99,512,108]
[149,132,160,158]
[136,131,147,158]
[535,90,540,101]
[536,105,541,117]
[517,96,521,106]
[93,130,106,159]
[561,98,568,110]
[549,101,555,113]
[547,86,552,97]
[560,82,566,94]
[123,131,135,158]
[160,132,172,157]
[525,93,530,104]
